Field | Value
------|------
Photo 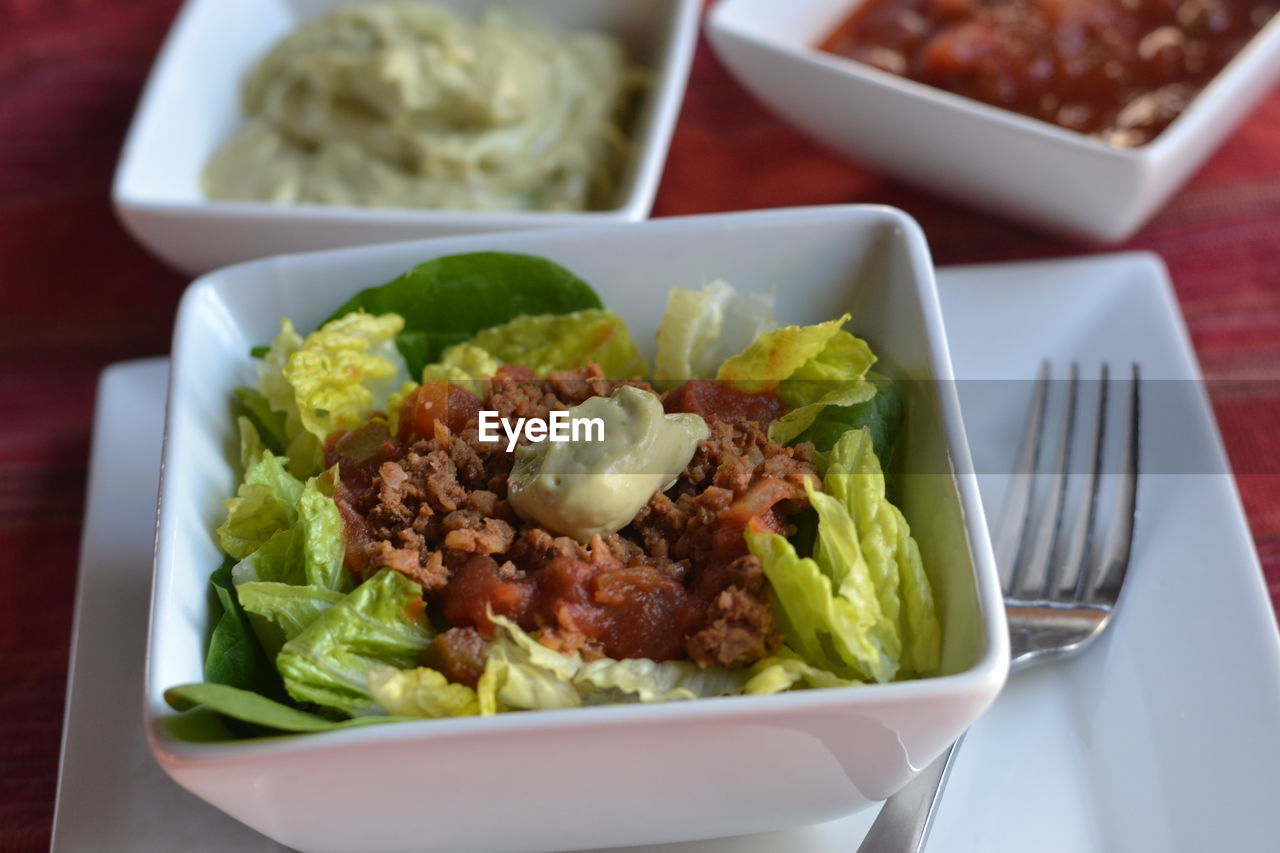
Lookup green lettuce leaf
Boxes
[713,313,878,445]
[298,470,350,592]
[226,465,348,598]
[746,517,895,683]
[717,315,848,393]
[807,476,901,680]
[767,330,877,445]
[254,312,409,479]
[574,658,747,704]
[828,429,940,675]
[421,343,502,385]
[654,280,775,384]
[281,312,408,440]
[791,373,904,460]
[323,252,604,375]
[768,379,877,446]
[460,309,647,378]
[777,330,876,404]
[477,616,582,715]
[367,665,479,718]
[753,428,939,685]
[216,451,303,560]
[230,528,305,587]
[237,582,344,642]
[255,317,322,478]
[276,569,433,717]
[744,648,864,695]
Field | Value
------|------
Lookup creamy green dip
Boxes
[508,387,709,543]
[202,3,637,211]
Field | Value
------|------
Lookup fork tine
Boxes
[993,361,1050,595]
[1084,363,1141,604]
[1057,363,1109,601]
[1010,362,1079,601]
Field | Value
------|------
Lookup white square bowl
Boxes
[112,0,700,275]
[147,205,1008,853]
[707,0,1280,243]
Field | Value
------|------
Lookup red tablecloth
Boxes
[2,1,1277,849]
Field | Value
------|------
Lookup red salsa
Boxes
[820,0,1277,146]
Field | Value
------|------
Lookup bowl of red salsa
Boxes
[145,206,1007,853]
[708,0,1280,240]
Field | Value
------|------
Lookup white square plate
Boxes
[54,252,1280,851]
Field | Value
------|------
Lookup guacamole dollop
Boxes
[203,3,637,211]
[508,387,709,542]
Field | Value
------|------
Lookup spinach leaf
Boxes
[324,252,603,374]
[165,682,406,735]
[793,373,904,464]
[205,560,286,702]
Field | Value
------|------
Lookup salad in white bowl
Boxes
[165,250,940,736]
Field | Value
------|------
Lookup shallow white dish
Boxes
[112,0,700,275]
[706,0,1280,242]
[146,205,1005,853]
[55,253,1280,851]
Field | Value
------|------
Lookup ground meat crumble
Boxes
[327,364,818,676]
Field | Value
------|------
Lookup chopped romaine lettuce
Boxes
[744,648,864,695]
[746,515,896,683]
[221,465,349,591]
[654,280,776,384]
[790,372,904,461]
[231,528,305,587]
[236,581,345,659]
[237,582,344,642]
[422,343,502,385]
[456,309,647,378]
[717,315,849,392]
[256,312,409,478]
[475,617,750,712]
[716,314,878,445]
[804,477,901,680]
[768,330,878,444]
[828,430,940,675]
[276,569,433,716]
[298,469,350,592]
[216,450,303,560]
[575,657,747,703]
[477,616,583,715]
[367,665,479,718]
[749,427,940,684]
[281,312,408,439]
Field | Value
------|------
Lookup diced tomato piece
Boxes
[398,381,482,441]
[665,380,785,427]
[440,556,535,634]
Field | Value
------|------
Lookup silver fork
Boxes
[857,361,1141,853]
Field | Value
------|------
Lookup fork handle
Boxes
[855,735,964,853]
